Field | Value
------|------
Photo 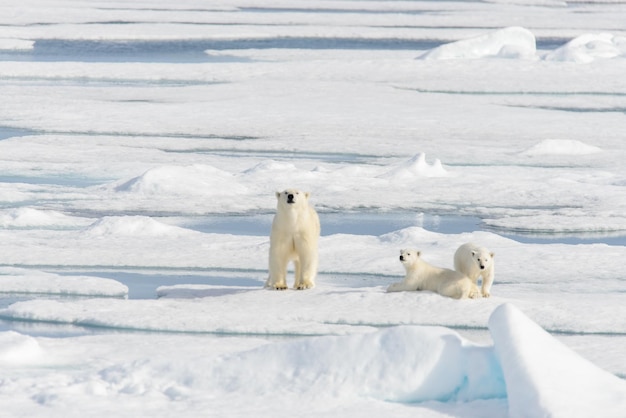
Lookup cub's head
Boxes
[399,249,421,266]
[275,189,310,209]
[472,248,495,270]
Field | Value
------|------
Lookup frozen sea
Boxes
[0,0,625,417]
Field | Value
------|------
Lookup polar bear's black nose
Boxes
[399,255,404,261]
[287,194,294,203]
[480,265,485,270]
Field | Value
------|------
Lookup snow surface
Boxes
[0,0,625,416]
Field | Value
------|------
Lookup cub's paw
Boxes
[482,290,491,298]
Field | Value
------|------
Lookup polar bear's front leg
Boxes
[481,270,494,297]
[293,258,303,289]
[387,280,418,292]
[294,238,317,290]
[267,246,288,290]
[296,254,317,289]
[467,282,480,299]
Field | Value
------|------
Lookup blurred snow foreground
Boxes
[213,304,626,416]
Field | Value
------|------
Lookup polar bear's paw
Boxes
[468,288,479,299]
[295,281,315,290]
[482,290,491,298]
[266,281,288,290]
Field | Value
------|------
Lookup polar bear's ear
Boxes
[305,191,311,199]
[490,252,495,258]
[471,250,477,257]
[275,191,282,199]
[416,251,421,257]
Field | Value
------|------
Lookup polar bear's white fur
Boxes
[387,249,478,299]
[265,189,320,290]
[454,242,495,297]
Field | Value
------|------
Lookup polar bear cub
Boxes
[265,189,320,290]
[454,243,495,297]
[387,249,478,299]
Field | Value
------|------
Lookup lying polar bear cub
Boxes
[265,189,320,290]
[387,249,479,299]
[454,242,495,297]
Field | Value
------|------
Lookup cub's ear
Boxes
[471,250,477,257]
[305,191,311,199]
[490,252,495,258]
[275,191,281,199]
[416,251,421,257]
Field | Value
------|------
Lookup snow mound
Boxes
[545,33,626,63]
[213,325,506,402]
[419,27,537,60]
[84,216,194,238]
[0,332,43,365]
[378,153,448,179]
[489,303,626,417]
[243,160,298,175]
[210,303,626,412]
[0,207,89,228]
[522,139,602,156]
[115,165,247,196]
[0,267,128,297]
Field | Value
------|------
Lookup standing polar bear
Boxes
[387,249,478,299]
[265,189,320,290]
[454,243,495,297]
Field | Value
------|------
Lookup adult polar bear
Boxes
[387,249,478,299]
[454,242,495,297]
[266,189,320,290]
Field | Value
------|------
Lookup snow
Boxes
[0,268,128,298]
[84,216,198,238]
[378,153,449,179]
[546,33,626,63]
[521,139,603,156]
[490,304,626,418]
[419,27,537,60]
[0,0,625,416]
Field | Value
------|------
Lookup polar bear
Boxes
[265,189,320,290]
[454,242,495,297]
[387,249,478,299]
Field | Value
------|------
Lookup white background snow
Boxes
[0,0,625,416]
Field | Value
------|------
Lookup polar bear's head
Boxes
[471,248,495,271]
[276,189,310,209]
[399,249,421,265]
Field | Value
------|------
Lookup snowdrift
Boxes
[490,304,626,417]
[0,207,90,228]
[83,216,196,238]
[115,165,247,196]
[522,139,602,156]
[545,33,626,63]
[0,332,42,365]
[419,27,536,60]
[0,267,128,298]
[210,303,626,415]
[418,27,626,63]
[378,153,448,179]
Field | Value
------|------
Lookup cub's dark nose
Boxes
[287,193,294,203]
[480,265,485,270]
[399,255,404,261]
